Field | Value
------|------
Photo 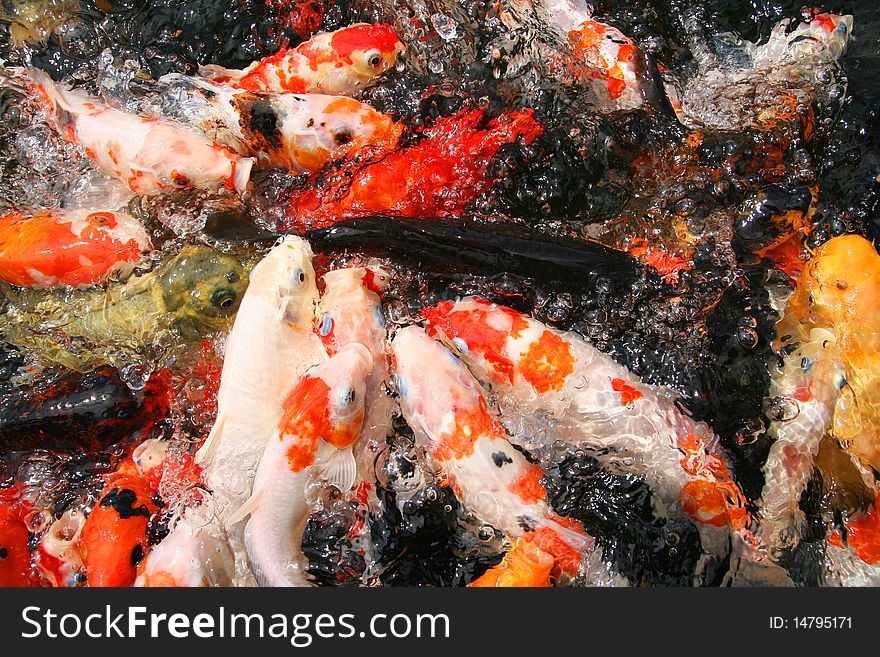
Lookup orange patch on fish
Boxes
[423,298,528,386]
[518,330,575,393]
[507,463,547,505]
[611,378,643,406]
[677,434,750,530]
[279,374,361,472]
[468,539,554,587]
[844,493,880,565]
[434,396,500,462]
[521,526,582,577]
[0,507,31,587]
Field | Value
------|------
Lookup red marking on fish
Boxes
[0,506,31,587]
[283,108,543,227]
[434,396,501,462]
[507,463,547,505]
[611,378,643,406]
[423,298,529,386]
[518,331,575,393]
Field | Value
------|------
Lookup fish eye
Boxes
[0,548,8,559]
[332,127,353,146]
[365,49,383,68]
[291,268,307,287]
[212,289,237,309]
[339,386,357,407]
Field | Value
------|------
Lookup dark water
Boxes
[0,0,878,586]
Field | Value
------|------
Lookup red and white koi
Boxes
[26,68,253,195]
[0,208,150,287]
[233,343,373,586]
[317,266,393,490]
[199,23,404,97]
[134,505,234,587]
[157,75,403,173]
[423,297,752,560]
[391,325,595,580]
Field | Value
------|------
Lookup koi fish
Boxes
[758,235,880,553]
[196,236,326,584]
[392,325,595,580]
[135,505,234,587]
[80,457,159,587]
[422,296,752,561]
[547,0,645,110]
[35,508,86,587]
[25,68,253,195]
[0,208,150,287]
[233,343,373,586]
[317,266,393,488]
[283,108,543,228]
[468,539,554,587]
[199,23,404,97]
[660,13,852,134]
[0,505,31,587]
[156,75,402,173]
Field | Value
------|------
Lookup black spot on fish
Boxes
[0,547,8,559]
[231,92,282,154]
[130,543,144,567]
[516,515,536,532]
[492,451,513,468]
[99,487,150,519]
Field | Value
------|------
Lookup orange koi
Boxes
[0,209,150,287]
[80,457,159,587]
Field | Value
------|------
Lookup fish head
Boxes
[785,12,852,64]
[249,235,318,328]
[287,96,402,172]
[391,325,489,449]
[283,343,372,451]
[329,23,405,86]
[158,246,249,327]
[805,235,880,334]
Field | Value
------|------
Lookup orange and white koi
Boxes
[134,505,234,587]
[80,456,159,587]
[317,266,393,490]
[758,235,880,554]
[199,23,404,97]
[196,236,326,583]
[0,503,31,587]
[423,297,751,560]
[233,343,373,586]
[26,68,253,195]
[34,508,86,587]
[0,208,149,287]
[157,75,402,173]
[392,325,595,580]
